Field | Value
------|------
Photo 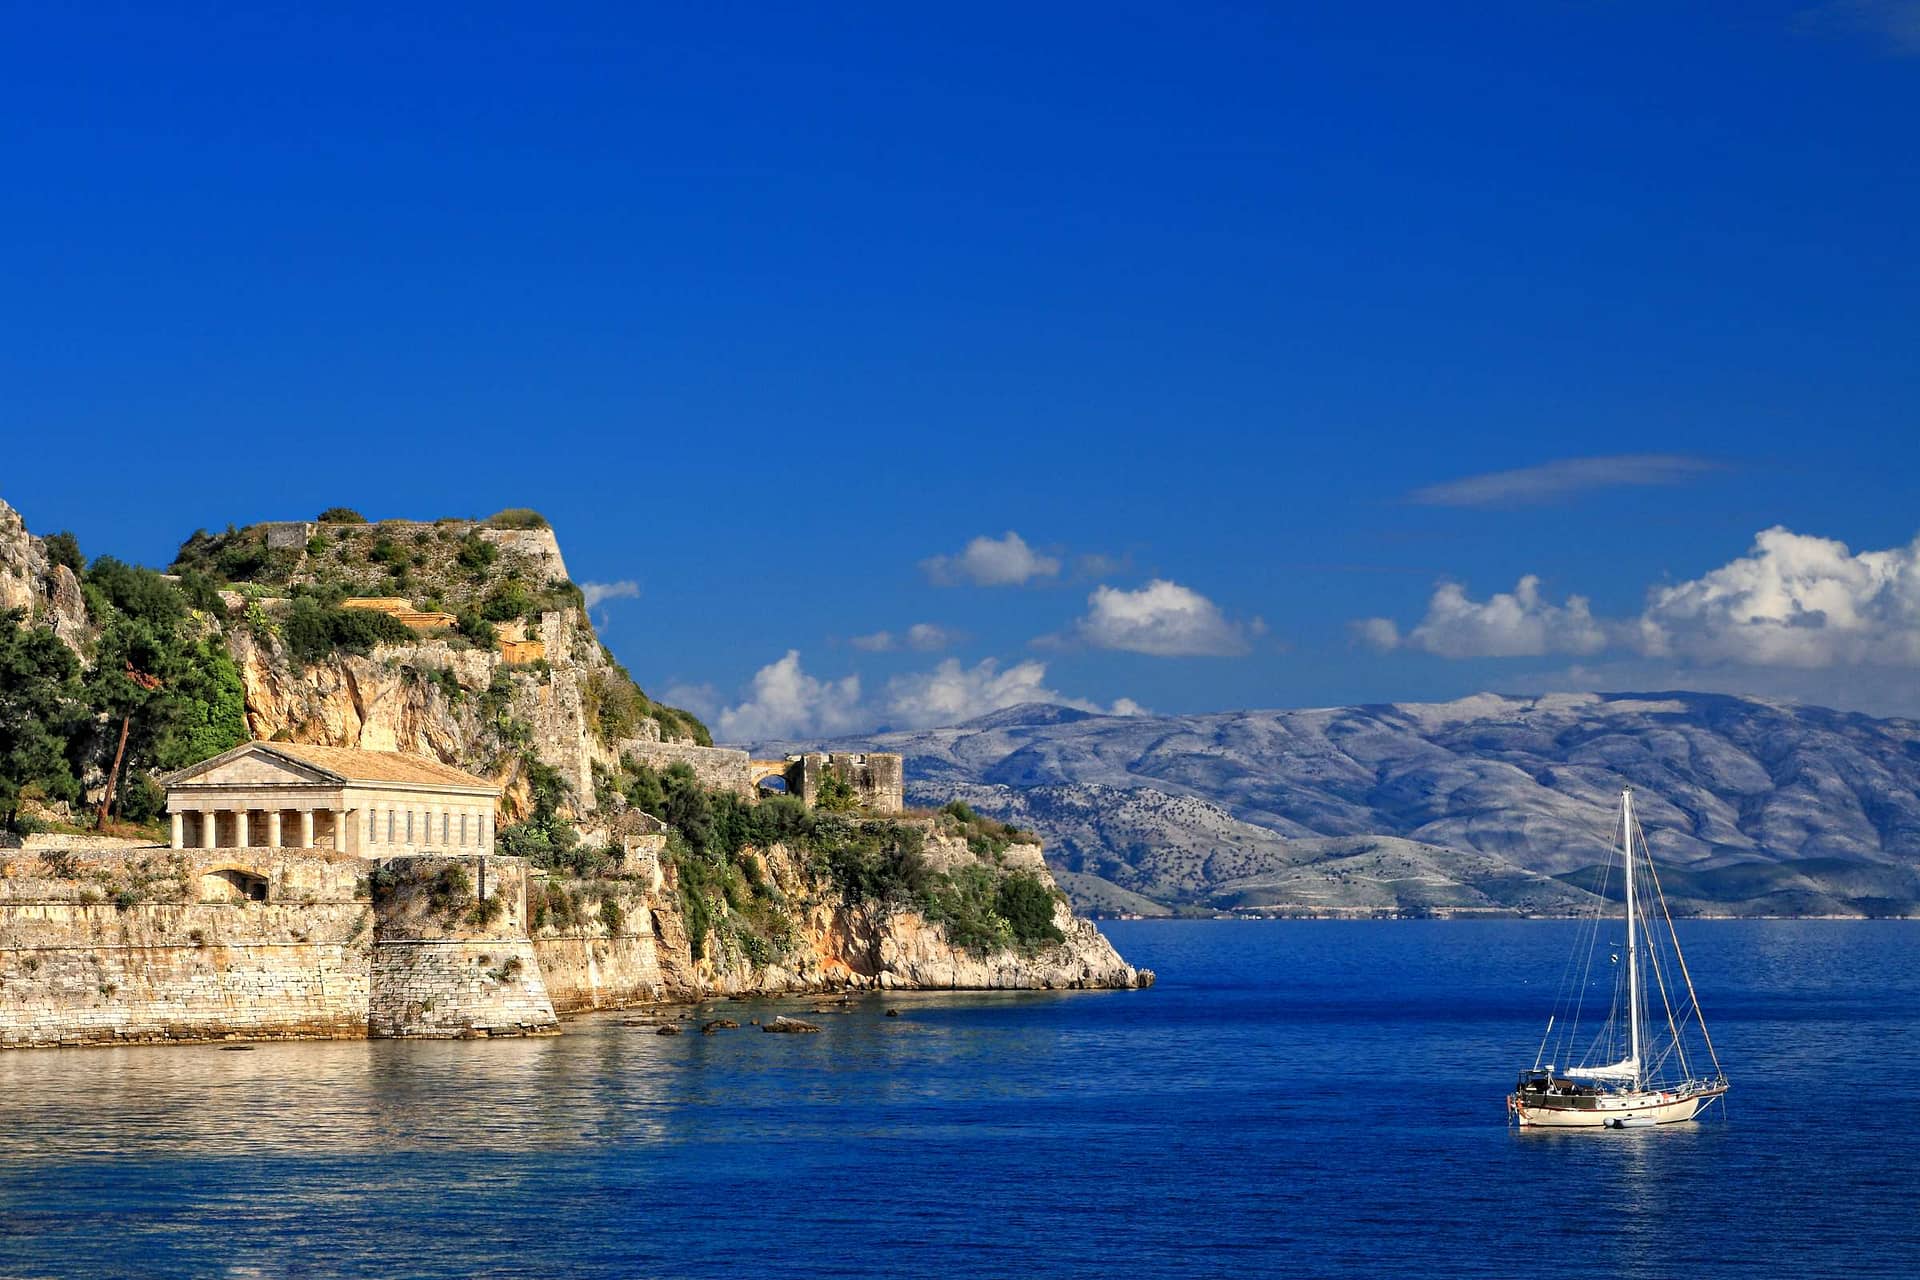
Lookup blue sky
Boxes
[6,2,1919,737]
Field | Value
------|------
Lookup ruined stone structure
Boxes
[161,742,498,856]
[338,596,458,632]
[749,752,905,813]
[620,742,904,813]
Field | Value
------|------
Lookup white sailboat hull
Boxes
[1512,1086,1722,1129]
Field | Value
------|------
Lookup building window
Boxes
[405,810,413,843]
[441,811,449,843]
[387,810,396,843]
[460,812,468,846]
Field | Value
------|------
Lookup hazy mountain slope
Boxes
[760,692,1920,916]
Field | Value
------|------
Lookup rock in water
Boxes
[701,1018,739,1033]
[763,1016,821,1034]
[655,1023,682,1036]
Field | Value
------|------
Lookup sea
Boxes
[0,919,1914,1279]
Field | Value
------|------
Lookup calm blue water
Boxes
[0,920,1914,1279]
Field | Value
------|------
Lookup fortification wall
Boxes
[368,854,559,1038]
[619,741,753,797]
[0,847,371,1048]
[792,752,905,813]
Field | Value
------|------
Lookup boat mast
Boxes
[1622,788,1642,1090]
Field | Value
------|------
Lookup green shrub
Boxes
[920,865,1010,952]
[318,508,367,523]
[815,771,861,812]
[996,871,1064,947]
[456,610,496,647]
[428,864,473,916]
[480,580,534,621]
[281,599,415,665]
[937,800,1029,859]
[455,534,497,573]
[484,508,548,530]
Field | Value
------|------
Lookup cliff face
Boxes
[532,832,1148,1011]
[0,499,88,652]
[228,607,624,819]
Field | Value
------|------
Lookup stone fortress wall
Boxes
[0,846,372,1048]
[259,519,569,583]
[368,854,558,1038]
[620,742,906,813]
[0,842,566,1047]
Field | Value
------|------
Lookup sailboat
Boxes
[1509,788,1728,1129]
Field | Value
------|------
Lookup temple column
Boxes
[201,809,217,850]
[235,810,250,848]
[268,810,283,849]
[170,812,184,850]
[298,809,315,849]
[332,809,347,852]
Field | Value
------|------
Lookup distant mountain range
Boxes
[759,692,1920,917]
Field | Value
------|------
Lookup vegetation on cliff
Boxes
[1,538,252,831]
[571,757,1065,964]
[167,511,709,749]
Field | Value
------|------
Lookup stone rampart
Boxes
[0,846,371,1048]
[618,741,753,797]
[367,854,558,1037]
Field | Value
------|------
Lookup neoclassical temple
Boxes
[161,742,500,856]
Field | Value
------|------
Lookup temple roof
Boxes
[162,741,498,792]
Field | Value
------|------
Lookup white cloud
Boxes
[883,658,1146,728]
[920,531,1061,587]
[850,622,962,653]
[1374,576,1610,659]
[1358,526,1920,672]
[714,651,864,742]
[581,580,640,608]
[1351,616,1403,652]
[1408,455,1720,508]
[660,682,720,719]
[710,651,1143,741]
[1061,579,1257,657]
[1638,526,1920,667]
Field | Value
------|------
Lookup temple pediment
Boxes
[162,743,341,788]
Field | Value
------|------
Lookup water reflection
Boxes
[0,923,1912,1280]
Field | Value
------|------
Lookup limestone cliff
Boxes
[227,608,628,819]
[531,831,1149,1013]
[0,498,88,652]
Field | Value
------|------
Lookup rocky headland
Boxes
[0,499,1146,1049]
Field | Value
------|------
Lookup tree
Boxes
[43,532,83,576]
[0,611,84,828]
[317,507,367,523]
